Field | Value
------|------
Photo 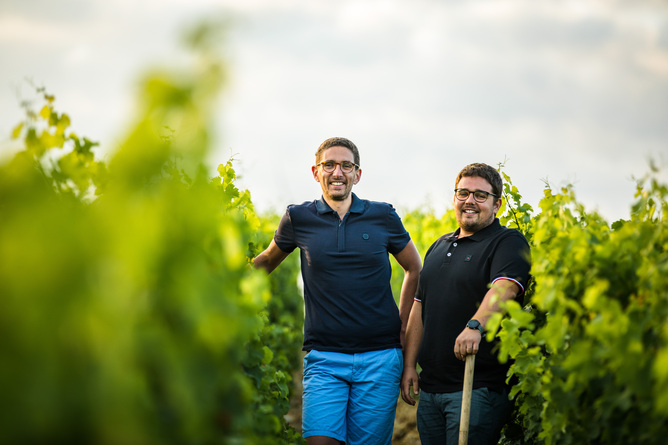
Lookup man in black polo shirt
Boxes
[400,163,531,445]
[254,137,422,445]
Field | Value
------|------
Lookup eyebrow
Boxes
[458,188,493,193]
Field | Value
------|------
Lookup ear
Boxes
[312,165,319,181]
[353,167,362,185]
[493,196,503,214]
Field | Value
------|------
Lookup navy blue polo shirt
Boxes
[416,218,531,393]
[274,193,411,353]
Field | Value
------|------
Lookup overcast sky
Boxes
[2,0,667,223]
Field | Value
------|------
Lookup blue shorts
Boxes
[302,348,403,444]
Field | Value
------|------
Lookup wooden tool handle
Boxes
[459,354,476,445]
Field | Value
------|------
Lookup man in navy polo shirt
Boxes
[254,137,422,445]
[400,163,531,445]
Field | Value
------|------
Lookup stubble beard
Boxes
[326,181,352,201]
[457,208,493,234]
[328,190,351,201]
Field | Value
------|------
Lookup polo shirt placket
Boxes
[442,236,458,265]
[315,196,365,254]
[337,214,347,252]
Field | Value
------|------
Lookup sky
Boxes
[1,0,667,223]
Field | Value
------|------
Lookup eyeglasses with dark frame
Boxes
[317,161,359,173]
[454,188,497,203]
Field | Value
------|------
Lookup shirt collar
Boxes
[316,193,364,215]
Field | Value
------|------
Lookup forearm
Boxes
[253,251,274,273]
[471,279,520,328]
[394,240,422,331]
[398,269,419,331]
[403,301,423,367]
[253,239,289,274]
[455,280,520,360]
[400,301,423,405]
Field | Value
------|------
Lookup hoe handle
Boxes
[459,354,476,445]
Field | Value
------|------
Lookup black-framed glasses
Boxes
[454,188,497,203]
[317,161,359,173]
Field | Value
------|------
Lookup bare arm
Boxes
[393,240,422,347]
[253,239,290,274]
[454,279,521,361]
[400,300,423,405]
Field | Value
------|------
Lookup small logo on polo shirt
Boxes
[362,233,370,240]
[465,255,472,261]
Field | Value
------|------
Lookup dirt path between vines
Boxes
[286,366,421,444]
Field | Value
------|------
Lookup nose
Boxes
[332,164,345,175]
[464,193,477,203]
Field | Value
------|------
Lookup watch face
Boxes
[467,320,482,333]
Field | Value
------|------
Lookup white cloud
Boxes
[1,0,667,223]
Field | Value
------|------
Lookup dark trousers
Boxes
[416,387,512,445]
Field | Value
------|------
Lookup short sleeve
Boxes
[386,205,411,255]
[490,232,531,294]
[413,235,450,304]
[274,207,298,253]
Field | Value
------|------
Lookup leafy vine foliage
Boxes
[492,167,668,444]
[0,25,304,445]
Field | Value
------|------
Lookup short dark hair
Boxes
[315,137,360,166]
[455,163,503,200]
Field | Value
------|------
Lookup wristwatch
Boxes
[466,319,484,335]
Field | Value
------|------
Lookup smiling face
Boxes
[454,176,502,237]
[312,145,361,203]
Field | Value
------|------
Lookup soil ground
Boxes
[286,364,421,444]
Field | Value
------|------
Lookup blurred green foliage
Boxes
[0,23,303,445]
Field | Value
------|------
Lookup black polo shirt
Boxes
[416,218,530,393]
[274,193,411,353]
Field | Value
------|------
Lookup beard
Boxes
[458,218,488,233]
[456,208,494,234]
[325,181,353,201]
